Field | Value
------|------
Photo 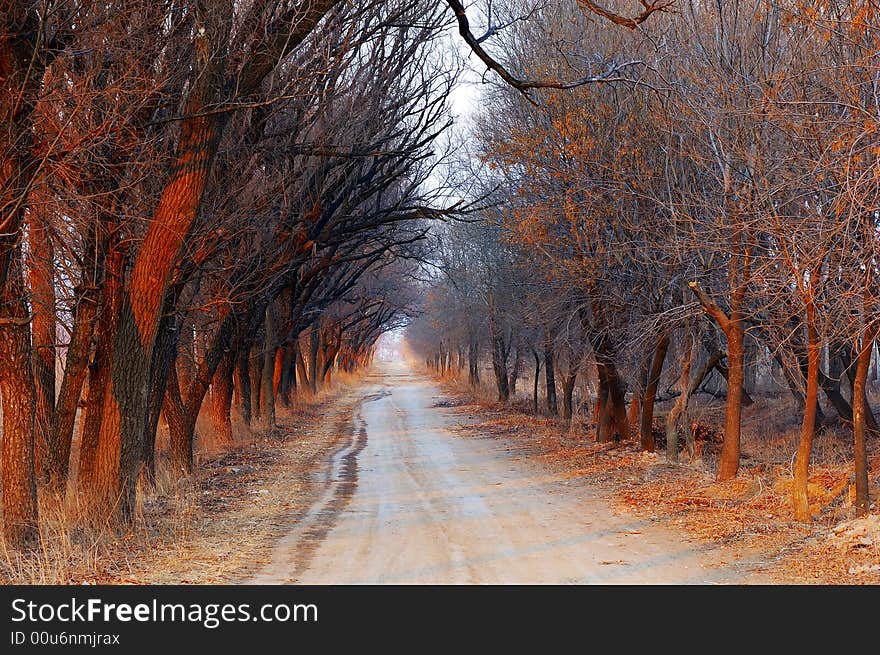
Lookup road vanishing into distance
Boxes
[249,361,766,584]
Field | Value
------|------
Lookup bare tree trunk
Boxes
[79,246,124,490]
[544,339,558,416]
[561,365,578,423]
[308,324,320,394]
[853,290,876,516]
[163,363,194,476]
[532,350,541,414]
[211,350,235,447]
[666,330,694,463]
[490,320,510,402]
[143,294,183,485]
[793,298,820,522]
[509,340,522,396]
[47,218,105,490]
[719,318,745,480]
[27,211,54,484]
[235,348,252,427]
[261,308,276,428]
[278,344,294,407]
[296,339,310,394]
[640,332,670,452]
[249,343,263,420]
[468,337,480,386]
[596,374,614,442]
[0,253,40,549]
[629,349,652,432]
[688,280,747,481]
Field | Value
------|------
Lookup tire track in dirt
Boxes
[247,386,385,583]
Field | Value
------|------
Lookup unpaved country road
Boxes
[249,361,769,584]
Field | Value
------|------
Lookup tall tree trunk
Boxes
[249,343,263,419]
[595,372,614,443]
[163,363,193,475]
[27,211,54,484]
[278,343,294,407]
[544,340,558,416]
[561,365,578,423]
[93,111,222,524]
[599,359,631,441]
[719,318,745,480]
[509,341,522,396]
[793,297,820,522]
[143,305,181,484]
[296,340,309,394]
[688,280,747,481]
[490,322,510,403]
[308,324,320,394]
[0,253,40,549]
[261,308,276,428]
[640,332,670,452]
[211,350,235,447]
[532,350,541,414]
[79,246,124,489]
[853,296,876,516]
[468,337,480,386]
[235,347,253,427]
[666,330,694,463]
[47,222,104,492]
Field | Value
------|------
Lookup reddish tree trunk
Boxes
[163,363,194,475]
[853,297,876,516]
[27,211,54,483]
[640,332,670,452]
[0,253,40,549]
[793,298,819,522]
[211,350,235,447]
[718,319,745,481]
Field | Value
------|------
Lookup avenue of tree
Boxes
[408,0,880,524]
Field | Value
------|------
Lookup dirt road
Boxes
[249,361,768,584]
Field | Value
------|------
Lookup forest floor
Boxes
[438,380,880,584]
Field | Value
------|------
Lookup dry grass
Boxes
[438,374,880,584]
[0,374,363,585]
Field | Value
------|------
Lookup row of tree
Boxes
[409,0,880,522]
[0,0,482,550]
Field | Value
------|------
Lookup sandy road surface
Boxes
[249,361,767,584]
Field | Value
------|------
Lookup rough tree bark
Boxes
[27,210,54,483]
[0,252,40,549]
[79,245,124,490]
[211,349,235,447]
